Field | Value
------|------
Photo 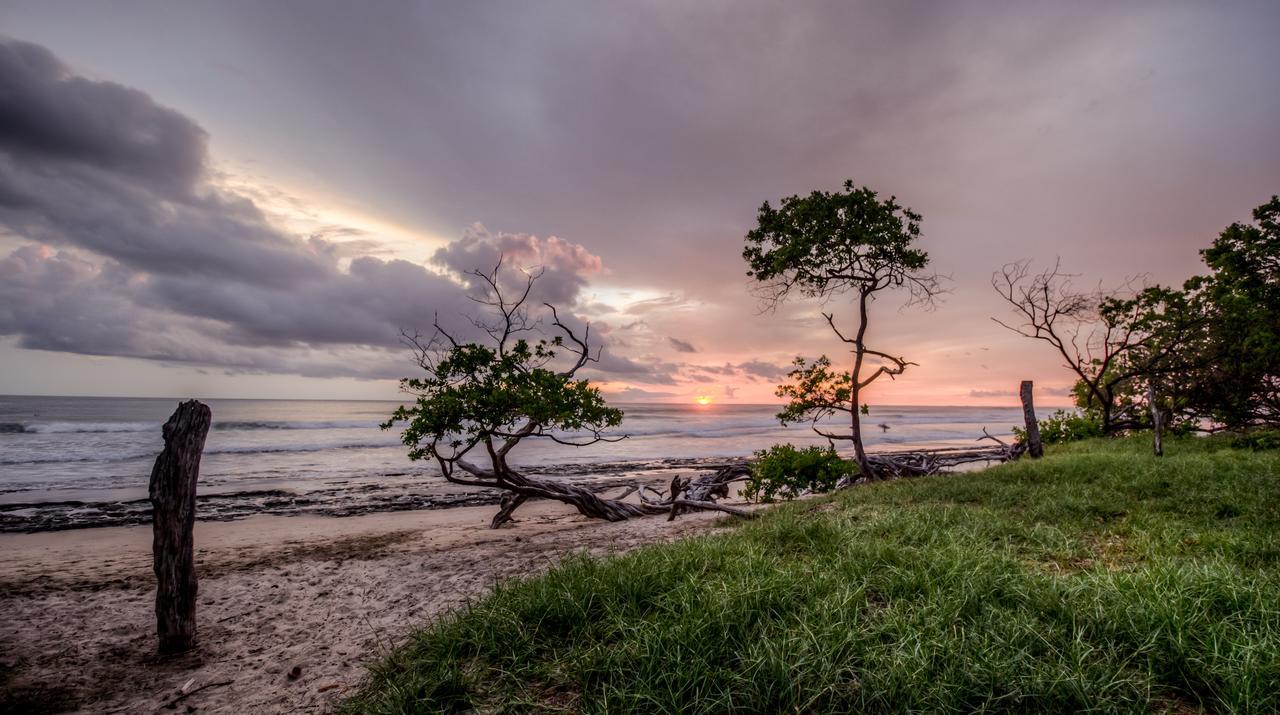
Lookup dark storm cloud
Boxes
[0,39,204,194]
[668,337,697,353]
[0,38,651,381]
[0,38,327,286]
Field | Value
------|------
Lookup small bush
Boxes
[743,443,857,503]
[1015,409,1104,445]
[1228,429,1280,451]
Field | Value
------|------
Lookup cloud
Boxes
[969,389,1017,398]
[668,337,697,353]
[678,359,790,384]
[687,363,736,377]
[590,352,681,385]
[0,39,205,195]
[432,223,603,307]
[736,360,788,380]
[0,38,607,380]
[969,386,1074,399]
[607,386,678,400]
[624,294,690,315]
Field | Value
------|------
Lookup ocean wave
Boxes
[0,451,155,465]
[0,419,377,435]
[5,421,161,434]
[0,438,402,465]
[213,419,376,431]
[203,440,400,455]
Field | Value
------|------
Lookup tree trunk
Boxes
[489,492,529,528]
[1019,381,1043,459]
[1148,382,1163,457]
[149,400,211,654]
[506,473,658,521]
[850,290,872,478]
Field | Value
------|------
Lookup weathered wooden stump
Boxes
[1019,380,1043,459]
[149,400,211,654]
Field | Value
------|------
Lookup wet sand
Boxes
[0,488,749,713]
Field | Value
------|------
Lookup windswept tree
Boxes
[384,260,750,528]
[744,180,942,478]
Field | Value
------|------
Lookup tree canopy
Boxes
[744,180,935,306]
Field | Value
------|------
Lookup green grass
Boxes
[345,436,1280,713]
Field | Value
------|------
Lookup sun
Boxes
[694,395,713,406]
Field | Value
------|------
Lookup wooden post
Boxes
[149,400,211,654]
[1019,381,1043,458]
[1148,382,1163,457]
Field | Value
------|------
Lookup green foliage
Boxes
[1015,409,1105,445]
[743,443,857,503]
[1227,429,1280,451]
[345,437,1280,713]
[743,180,928,301]
[382,335,622,463]
[1180,196,1280,428]
[774,355,851,427]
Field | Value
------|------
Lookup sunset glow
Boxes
[695,396,714,406]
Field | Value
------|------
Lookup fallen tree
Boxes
[857,443,1018,478]
[384,260,750,528]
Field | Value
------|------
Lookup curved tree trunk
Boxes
[850,289,872,479]
[457,460,752,528]
[489,493,530,528]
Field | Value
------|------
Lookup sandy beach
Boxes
[0,486,749,714]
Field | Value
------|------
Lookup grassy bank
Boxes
[346,437,1280,713]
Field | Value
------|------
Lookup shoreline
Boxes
[1,448,1004,713]
[1,488,754,713]
[1,439,1000,534]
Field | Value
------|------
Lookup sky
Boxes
[0,1,1278,406]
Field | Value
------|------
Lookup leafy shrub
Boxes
[1228,429,1280,451]
[743,443,857,503]
[1013,409,1105,445]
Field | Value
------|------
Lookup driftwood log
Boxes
[149,400,211,654]
[483,462,753,529]
[484,441,1014,528]
[854,443,1017,480]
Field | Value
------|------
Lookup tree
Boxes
[991,262,1204,435]
[744,180,942,478]
[1180,196,1280,428]
[995,196,1280,436]
[383,260,750,528]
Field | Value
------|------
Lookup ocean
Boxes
[0,396,1024,532]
